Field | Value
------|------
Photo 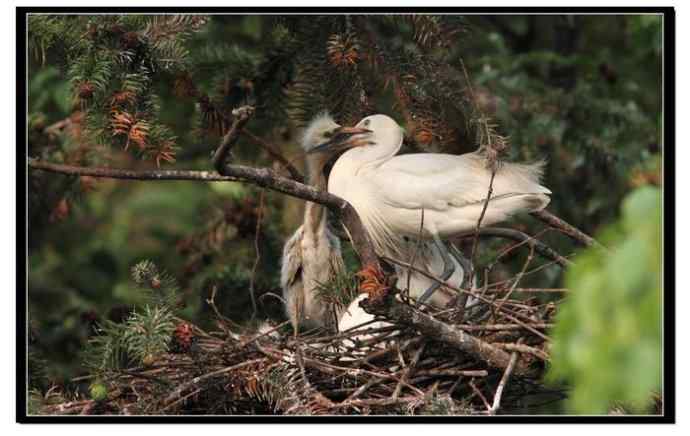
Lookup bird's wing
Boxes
[374,152,549,212]
[281,226,304,293]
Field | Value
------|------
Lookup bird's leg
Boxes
[415,234,455,308]
[447,243,473,289]
[447,242,473,320]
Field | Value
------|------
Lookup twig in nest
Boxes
[392,342,426,399]
[469,379,492,411]
[494,243,535,315]
[494,342,549,361]
[239,320,290,348]
[362,297,530,375]
[498,288,568,294]
[488,345,519,415]
[161,358,263,408]
[455,323,553,332]
[382,255,555,329]
[341,377,385,404]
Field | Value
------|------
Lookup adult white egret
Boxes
[281,113,370,331]
[311,114,550,304]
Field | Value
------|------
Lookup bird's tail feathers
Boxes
[500,158,549,189]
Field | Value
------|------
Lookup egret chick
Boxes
[281,113,370,331]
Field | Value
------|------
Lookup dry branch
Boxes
[472,227,573,267]
[530,209,604,249]
[362,297,530,375]
[28,106,380,269]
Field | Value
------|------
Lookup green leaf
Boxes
[548,186,662,414]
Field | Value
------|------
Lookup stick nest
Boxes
[39,281,563,416]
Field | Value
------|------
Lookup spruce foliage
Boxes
[82,260,178,375]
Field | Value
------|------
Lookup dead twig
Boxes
[488,346,519,415]
[161,359,263,407]
[393,342,426,399]
[530,209,605,250]
[242,128,305,183]
[469,170,497,286]
[363,297,530,375]
[248,189,265,321]
[469,227,572,267]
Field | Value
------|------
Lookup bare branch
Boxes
[242,128,305,183]
[362,297,530,375]
[488,347,518,415]
[28,160,242,183]
[530,209,605,249]
[470,227,573,267]
[29,111,380,270]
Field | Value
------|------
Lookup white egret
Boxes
[281,113,370,331]
[311,114,550,304]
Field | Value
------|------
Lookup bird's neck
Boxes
[302,158,329,237]
[339,133,402,173]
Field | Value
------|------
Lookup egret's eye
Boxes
[324,130,334,139]
[362,119,371,127]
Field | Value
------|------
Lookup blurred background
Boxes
[26,14,663,414]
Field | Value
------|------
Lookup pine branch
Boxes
[29,117,381,270]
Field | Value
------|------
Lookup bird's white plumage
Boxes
[328,114,550,260]
[337,294,392,359]
[393,241,465,307]
[338,294,388,333]
[300,112,340,152]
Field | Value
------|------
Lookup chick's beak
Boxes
[308,126,372,154]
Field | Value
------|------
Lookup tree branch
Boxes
[530,209,605,250]
[362,297,530,375]
[28,108,380,269]
[470,227,573,267]
[28,160,242,182]
[242,128,305,184]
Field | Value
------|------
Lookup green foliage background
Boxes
[548,186,662,414]
[26,14,663,414]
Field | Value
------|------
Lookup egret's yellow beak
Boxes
[309,126,372,154]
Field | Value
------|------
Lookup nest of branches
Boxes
[39,261,564,416]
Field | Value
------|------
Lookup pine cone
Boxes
[171,322,195,353]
